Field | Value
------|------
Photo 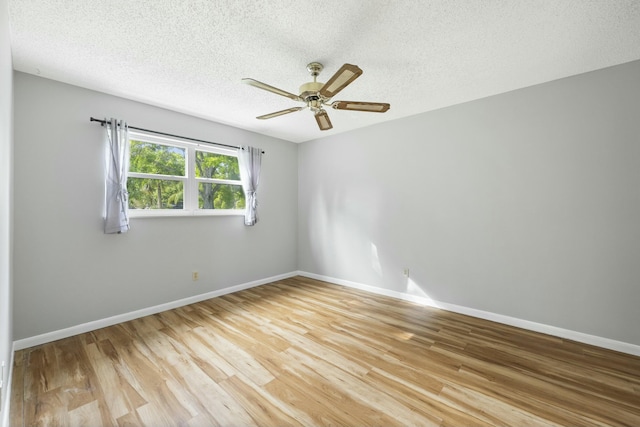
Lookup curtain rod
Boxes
[89,117,264,153]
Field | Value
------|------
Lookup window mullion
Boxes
[186,146,197,210]
[195,178,243,186]
[128,172,186,181]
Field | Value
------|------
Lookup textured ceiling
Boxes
[8,0,640,143]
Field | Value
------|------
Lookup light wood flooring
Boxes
[10,276,640,426]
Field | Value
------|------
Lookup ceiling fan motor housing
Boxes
[299,81,325,109]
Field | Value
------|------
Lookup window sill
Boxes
[129,209,245,218]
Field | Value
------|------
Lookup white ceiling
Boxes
[8,0,640,143]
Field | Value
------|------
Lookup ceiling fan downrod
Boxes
[299,62,326,108]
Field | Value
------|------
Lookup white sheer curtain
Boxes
[104,118,131,234]
[238,146,262,226]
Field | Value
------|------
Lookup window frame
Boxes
[127,131,245,218]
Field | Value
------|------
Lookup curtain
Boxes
[104,118,130,234]
[238,146,262,226]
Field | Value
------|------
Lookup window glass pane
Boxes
[130,140,185,176]
[195,151,240,180]
[128,177,184,209]
[198,183,245,210]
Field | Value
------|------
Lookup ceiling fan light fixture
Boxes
[319,64,363,98]
[315,110,333,131]
[299,81,324,101]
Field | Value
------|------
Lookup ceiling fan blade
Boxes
[315,110,333,131]
[242,78,303,102]
[257,107,305,120]
[319,64,363,98]
[331,101,390,113]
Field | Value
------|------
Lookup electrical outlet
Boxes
[192,271,199,281]
[403,268,410,278]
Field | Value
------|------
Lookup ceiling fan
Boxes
[242,62,390,131]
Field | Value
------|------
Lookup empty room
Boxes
[1,1,640,426]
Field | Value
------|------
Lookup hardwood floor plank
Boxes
[9,350,26,427]
[438,383,564,426]
[68,400,104,427]
[163,357,256,426]
[10,276,640,426]
[134,402,180,427]
[115,411,143,427]
[219,374,307,427]
[85,341,134,420]
[191,326,275,387]
[284,346,442,427]
[271,351,414,426]
[368,366,499,427]
[263,373,347,426]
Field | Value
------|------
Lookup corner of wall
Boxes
[0,0,14,423]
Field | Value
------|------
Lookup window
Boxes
[127,132,245,216]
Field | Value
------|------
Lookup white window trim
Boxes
[127,131,244,218]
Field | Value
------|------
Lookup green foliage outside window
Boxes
[128,141,184,209]
[127,140,245,210]
[195,151,245,210]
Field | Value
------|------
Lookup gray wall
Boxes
[13,73,298,340]
[298,60,640,345]
[0,0,13,418]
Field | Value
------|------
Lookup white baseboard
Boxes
[13,272,298,351]
[297,271,640,357]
